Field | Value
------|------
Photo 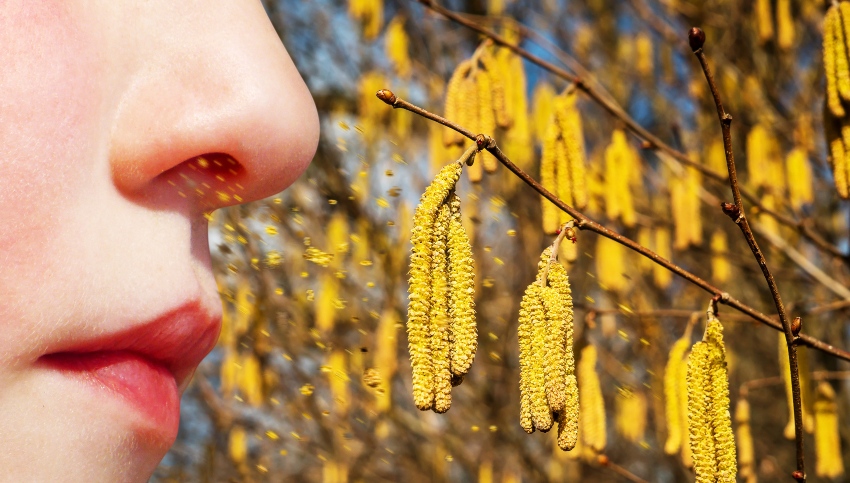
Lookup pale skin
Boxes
[0,1,319,481]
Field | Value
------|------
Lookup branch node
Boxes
[375,89,397,106]
[791,316,802,337]
[722,113,733,124]
[720,202,741,221]
[792,470,805,482]
[688,27,706,52]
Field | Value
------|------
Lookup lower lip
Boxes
[40,351,179,440]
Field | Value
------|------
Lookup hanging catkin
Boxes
[518,246,577,447]
[578,344,606,452]
[786,147,814,209]
[755,0,774,45]
[595,236,628,293]
[615,387,647,443]
[687,315,736,483]
[710,230,731,284]
[385,15,411,78]
[603,129,639,227]
[407,151,477,412]
[814,381,845,478]
[664,326,692,455]
[776,0,794,50]
[735,399,757,483]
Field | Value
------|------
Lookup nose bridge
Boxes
[109,1,319,206]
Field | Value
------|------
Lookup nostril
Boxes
[159,153,248,208]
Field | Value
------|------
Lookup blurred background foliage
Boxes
[152,0,850,481]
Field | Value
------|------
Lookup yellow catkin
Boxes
[706,139,729,177]
[786,147,814,209]
[603,129,638,227]
[687,341,717,482]
[316,272,339,333]
[518,283,536,433]
[240,352,264,407]
[755,0,774,44]
[556,91,588,211]
[220,347,239,399]
[431,203,453,413]
[826,112,849,198]
[328,349,350,414]
[746,124,770,190]
[479,458,494,483]
[558,375,580,451]
[735,399,757,483]
[447,192,477,376]
[518,283,553,432]
[540,122,560,235]
[374,308,398,414]
[443,61,473,147]
[814,381,845,478]
[779,333,814,438]
[481,47,510,129]
[635,32,653,76]
[408,162,462,410]
[532,82,556,143]
[653,227,673,289]
[595,236,627,293]
[688,318,736,483]
[776,0,794,50]
[686,166,703,246]
[615,388,647,443]
[476,69,499,173]
[385,15,411,78]
[839,3,850,101]
[538,248,574,414]
[578,344,606,452]
[710,231,731,283]
[664,334,692,455]
[680,348,694,469]
[228,425,248,465]
[825,6,846,118]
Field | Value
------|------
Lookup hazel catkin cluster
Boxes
[824,3,850,198]
[517,247,578,450]
[686,316,736,483]
[407,153,477,413]
[540,89,588,234]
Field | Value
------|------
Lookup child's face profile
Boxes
[0,2,318,481]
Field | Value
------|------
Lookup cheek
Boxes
[0,5,108,333]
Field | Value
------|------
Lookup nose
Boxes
[108,1,319,210]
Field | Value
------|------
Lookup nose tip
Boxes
[108,3,319,208]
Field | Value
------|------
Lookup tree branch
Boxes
[374,88,850,367]
[688,27,806,482]
[415,0,847,263]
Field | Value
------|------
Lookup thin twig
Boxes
[688,28,806,482]
[374,89,850,366]
[740,371,850,398]
[415,0,847,262]
[597,455,650,483]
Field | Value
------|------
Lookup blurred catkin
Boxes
[814,381,845,478]
[664,331,692,455]
[578,344,606,452]
[615,388,647,443]
[735,399,757,483]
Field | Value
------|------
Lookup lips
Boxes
[37,300,221,440]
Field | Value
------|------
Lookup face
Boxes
[0,1,318,480]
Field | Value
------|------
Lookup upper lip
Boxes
[38,299,221,387]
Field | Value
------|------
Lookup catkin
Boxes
[476,70,498,173]
[776,0,794,50]
[408,162,462,410]
[596,236,627,293]
[518,282,538,433]
[532,82,556,143]
[839,3,850,102]
[603,129,638,227]
[755,0,774,45]
[735,399,757,483]
[814,381,845,478]
[558,375,580,451]
[786,148,814,209]
[615,388,647,443]
[443,61,473,147]
[664,333,692,454]
[653,227,673,288]
[385,15,411,78]
[541,122,560,235]
[711,231,731,283]
[519,283,553,431]
[431,203,453,413]
[687,317,736,483]
[447,192,477,376]
[825,5,846,118]
[578,344,606,452]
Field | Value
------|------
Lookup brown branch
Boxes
[374,88,850,365]
[740,371,850,398]
[689,28,806,482]
[597,455,650,483]
[414,0,847,263]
